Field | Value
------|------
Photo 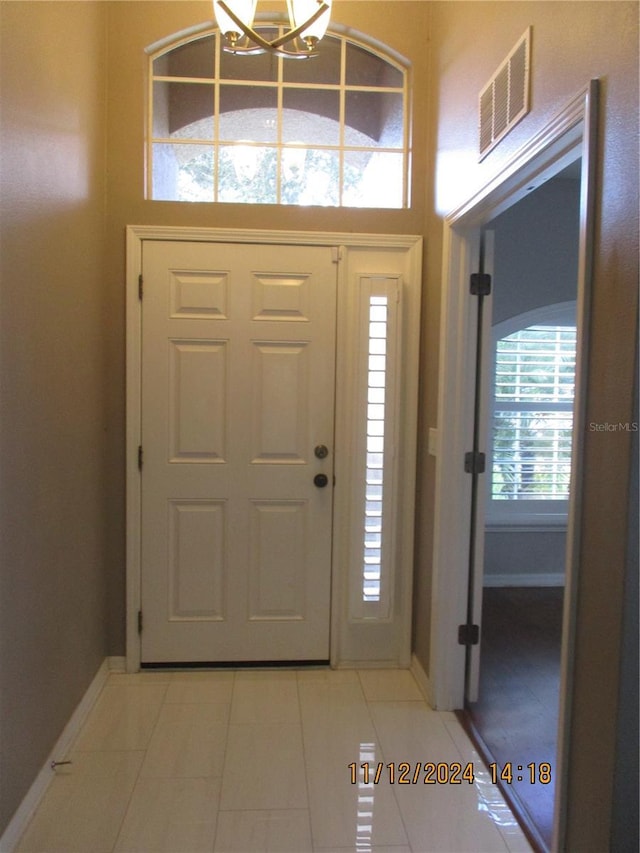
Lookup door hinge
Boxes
[470,272,491,295]
[331,246,343,264]
[458,623,480,645]
[138,274,143,300]
[137,610,143,634]
[464,450,486,474]
[138,445,143,470]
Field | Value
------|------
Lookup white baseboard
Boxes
[410,653,434,707]
[334,659,404,669]
[484,572,565,588]
[0,657,112,853]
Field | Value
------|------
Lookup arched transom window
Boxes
[148,25,410,207]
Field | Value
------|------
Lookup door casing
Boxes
[429,82,598,852]
[126,226,422,672]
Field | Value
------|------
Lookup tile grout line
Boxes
[294,671,318,852]
[199,672,233,851]
[211,669,237,851]
[363,670,419,853]
[107,673,172,852]
[439,714,530,853]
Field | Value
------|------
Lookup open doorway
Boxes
[464,163,581,851]
[429,81,598,853]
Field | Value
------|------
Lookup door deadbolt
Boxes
[314,444,329,459]
[314,473,329,488]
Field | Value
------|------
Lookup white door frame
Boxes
[126,226,422,673]
[429,81,598,851]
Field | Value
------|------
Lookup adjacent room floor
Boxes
[16,668,532,852]
[466,587,564,851]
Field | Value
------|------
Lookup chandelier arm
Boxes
[224,45,319,58]
[216,1,329,51]
[270,3,329,48]
[216,1,275,50]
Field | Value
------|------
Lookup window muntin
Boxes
[148,27,410,207]
[488,303,577,526]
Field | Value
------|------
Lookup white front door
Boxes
[140,240,337,663]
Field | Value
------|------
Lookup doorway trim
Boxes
[126,226,422,673]
[429,81,598,849]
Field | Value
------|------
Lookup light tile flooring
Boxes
[16,669,533,853]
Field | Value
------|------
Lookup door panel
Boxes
[250,341,309,462]
[169,339,228,461]
[248,500,307,619]
[168,500,226,620]
[140,241,337,663]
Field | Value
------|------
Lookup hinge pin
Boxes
[470,272,492,295]
[458,624,480,645]
[464,451,486,474]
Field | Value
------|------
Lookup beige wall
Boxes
[0,0,108,832]
[0,0,637,846]
[416,3,639,850]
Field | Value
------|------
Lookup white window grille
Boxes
[488,302,577,525]
[147,27,410,208]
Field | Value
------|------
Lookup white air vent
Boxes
[479,28,531,159]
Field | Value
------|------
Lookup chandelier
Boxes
[213,0,332,58]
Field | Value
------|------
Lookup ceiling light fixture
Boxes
[213,0,332,58]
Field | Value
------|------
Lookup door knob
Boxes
[314,473,329,488]
[314,444,329,459]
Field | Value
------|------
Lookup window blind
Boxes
[349,275,401,621]
[492,325,576,501]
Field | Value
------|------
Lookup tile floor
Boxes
[16,668,533,853]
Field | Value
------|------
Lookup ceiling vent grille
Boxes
[479,28,531,160]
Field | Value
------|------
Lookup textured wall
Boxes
[491,176,580,324]
[484,530,567,584]
[415,3,639,849]
[0,1,108,833]
[0,4,636,848]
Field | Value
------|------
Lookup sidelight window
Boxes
[363,296,389,602]
[349,276,401,620]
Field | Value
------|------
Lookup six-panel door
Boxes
[140,241,337,662]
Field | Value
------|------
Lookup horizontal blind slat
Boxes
[491,321,577,502]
